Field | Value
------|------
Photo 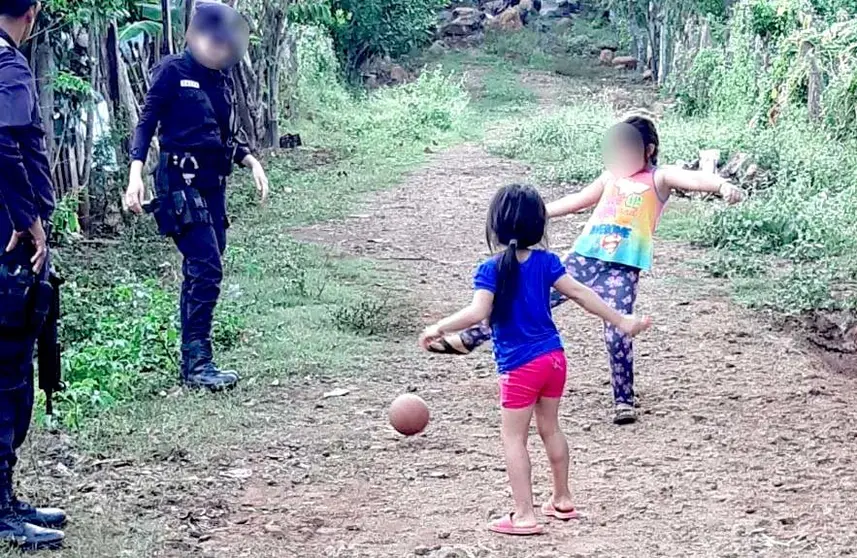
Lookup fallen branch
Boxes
[379,255,466,266]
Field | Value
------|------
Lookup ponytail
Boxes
[492,239,520,322]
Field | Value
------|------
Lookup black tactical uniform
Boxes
[130,2,250,391]
[0,1,66,549]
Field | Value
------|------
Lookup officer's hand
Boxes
[28,219,48,274]
[251,161,269,204]
[124,170,146,215]
[6,219,48,273]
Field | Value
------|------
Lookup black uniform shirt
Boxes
[130,49,250,167]
[0,28,55,233]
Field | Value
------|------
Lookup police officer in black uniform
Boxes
[124,0,268,391]
[0,0,67,550]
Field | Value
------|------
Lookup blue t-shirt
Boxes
[474,250,566,374]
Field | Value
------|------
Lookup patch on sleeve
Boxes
[180,79,200,89]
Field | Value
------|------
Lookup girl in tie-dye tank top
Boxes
[429,114,745,425]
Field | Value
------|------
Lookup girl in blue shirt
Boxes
[419,184,651,536]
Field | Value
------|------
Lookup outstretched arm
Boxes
[656,167,744,204]
[419,290,493,349]
[553,275,651,336]
[546,173,607,218]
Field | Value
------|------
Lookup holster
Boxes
[0,260,51,338]
[148,153,221,237]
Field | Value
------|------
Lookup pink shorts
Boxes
[499,350,567,410]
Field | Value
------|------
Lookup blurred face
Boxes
[603,123,648,179]
[186,2,249,70]
[188,32,231,67]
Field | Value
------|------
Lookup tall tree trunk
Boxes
[646,0,659,79]
[281,29,299,119]
[232,60,260,151]
[161,0,173,56]
[184,0,195,31]
[657,17,669,86]
[78,28,100,234]
[261,4,287,147]
[805,44,822,122]
[105,23,121,109]
[33,34,56,182]
[699,19,712,49]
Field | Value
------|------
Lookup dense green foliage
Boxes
[287,0,447,73]
[665,0,857,314]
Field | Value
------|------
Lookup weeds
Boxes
[331,298,393,335]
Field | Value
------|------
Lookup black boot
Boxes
[0,470,64,551]
[181,340,239,392]
[12,499,66,529]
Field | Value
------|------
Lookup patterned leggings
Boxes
[464,253,640,405]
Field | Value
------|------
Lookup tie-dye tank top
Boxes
[572,168,667,271]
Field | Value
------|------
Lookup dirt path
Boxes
[203,76,857,557]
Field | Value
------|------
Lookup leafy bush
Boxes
[749,0,802,39]
[57,279,178,428]
[292,24,353,119]
[331,0,446,73]
[51,249,246,429]
[675,48,725,116]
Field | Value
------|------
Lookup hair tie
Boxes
[509,239,518,248]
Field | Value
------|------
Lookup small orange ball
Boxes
[389,394,430,436]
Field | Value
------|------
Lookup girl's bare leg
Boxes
[501,405,538,525]
[535,397,573,510]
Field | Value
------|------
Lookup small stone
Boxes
[414,547,432,556]
[316,527,339,535]
[264,523,284,535]
[222,468,253,480]
[438,531,451,539]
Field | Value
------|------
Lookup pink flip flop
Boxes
[488,513,545,536]
[541,502,581,521]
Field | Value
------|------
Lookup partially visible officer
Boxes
[124,0,268,391]
[0,0,67,550]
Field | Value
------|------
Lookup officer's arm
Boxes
[130,61,174,163]
[14,125,55,222]
[233,140,251,167]
[0,69,39,232]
